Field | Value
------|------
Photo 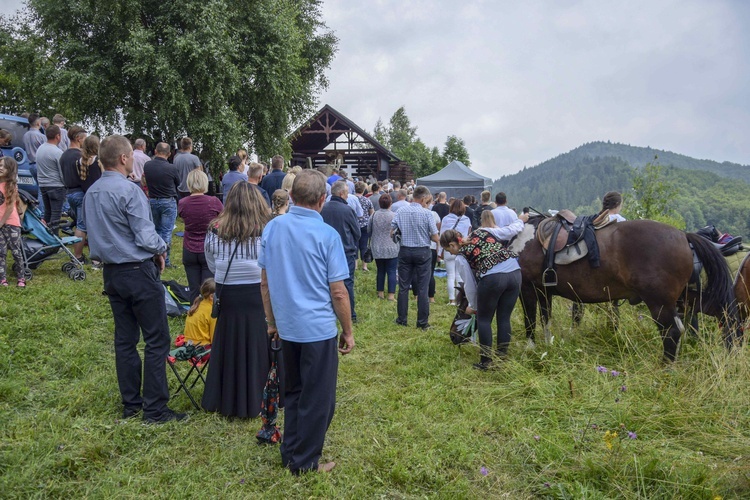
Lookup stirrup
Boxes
[543,267,557,287]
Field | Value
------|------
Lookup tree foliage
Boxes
[442,135,470,166]
[0,0,337,171]
[494,145,750,236]
[373,106,470,178]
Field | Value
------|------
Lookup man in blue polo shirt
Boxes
[260,169,355,475]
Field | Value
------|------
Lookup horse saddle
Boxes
[538,211,603,286]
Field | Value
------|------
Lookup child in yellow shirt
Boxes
[184,278,216,346]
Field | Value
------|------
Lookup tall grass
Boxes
[0,238,748,498]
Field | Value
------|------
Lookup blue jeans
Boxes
[149,198,177,266]
[66,191,86,232]
[375,258,397,294]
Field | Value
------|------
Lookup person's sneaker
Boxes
[73,255,88,265]
[394,319,408,327]
[16,279,26,288]
[416,323,431,331]
[91,260,103,270]
[122,406,142,419]
[143,408,189,424]
[473,361,493,371]
[0,279,8,287]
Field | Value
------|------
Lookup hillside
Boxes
[493,143,750,237]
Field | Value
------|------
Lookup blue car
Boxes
[0,113,38,197]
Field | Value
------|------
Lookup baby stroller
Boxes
[17,189,86,281]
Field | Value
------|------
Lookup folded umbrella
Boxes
[256,337,282,445]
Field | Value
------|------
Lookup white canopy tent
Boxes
[416,160,492,200]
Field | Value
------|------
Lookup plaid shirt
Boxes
[392,202,438,248]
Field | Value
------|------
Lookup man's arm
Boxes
[330,280,354,354]
[260,269,278,338]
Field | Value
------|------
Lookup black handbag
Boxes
[211,242,239,319]
[362,246,373,263]
[392,227,402,245]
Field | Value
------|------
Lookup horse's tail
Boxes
[686,232,734,314]
[686,232,742,347]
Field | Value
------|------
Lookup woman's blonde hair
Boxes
[281,172,296,192]
[211,181,269,242]
[271,189,289,216]
[78,135,100,181]
[188,278,216,316]
[187,169,208,194]
[480,210,496,228]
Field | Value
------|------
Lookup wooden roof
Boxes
[288,104,401,162]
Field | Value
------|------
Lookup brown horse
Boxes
[733,253,750,323]
[508,217,741,361]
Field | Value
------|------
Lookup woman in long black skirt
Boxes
[202,181,280,418]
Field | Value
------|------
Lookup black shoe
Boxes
[416,323,431,331]
[122,406,142,419]
[473,361,493,371]
[352,317,358,324]
[394,319,408,327]
[73,255,88,265]
[143,408,188,424]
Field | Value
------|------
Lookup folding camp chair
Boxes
[167,341,211,410]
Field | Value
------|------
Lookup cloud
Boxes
[319,0,750,179]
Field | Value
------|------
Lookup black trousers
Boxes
[344,255,356,321]
[40,186,66,235]
[411,248,437,298]
[476,269,522,360]
[103,260,170,417]
[397,246,431,327]
[280,337,339,474]
[182,248,213,303]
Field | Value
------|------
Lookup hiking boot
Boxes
[16,279,26,288]
[143,408,189,424]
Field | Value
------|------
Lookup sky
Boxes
[317,0,750,179]
[2,0,748,179]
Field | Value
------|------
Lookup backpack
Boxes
[162,280,191,317]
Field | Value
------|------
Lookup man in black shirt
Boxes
[143,142,180,267]
[463,195,478,230]
[431,191,449,220]
[60,126,87,261]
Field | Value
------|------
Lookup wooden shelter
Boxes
[289,104,413,182]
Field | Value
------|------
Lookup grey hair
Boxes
[134,138,146,149]
[331,180,348,197]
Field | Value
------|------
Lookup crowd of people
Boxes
[0,117,629,472]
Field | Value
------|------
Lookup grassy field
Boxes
[1,235,749,499]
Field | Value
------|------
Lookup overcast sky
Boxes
[3,0,748,179]
[318,0,750,179]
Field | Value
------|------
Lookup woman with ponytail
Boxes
[439,210,527,370]
[270,189,289,218]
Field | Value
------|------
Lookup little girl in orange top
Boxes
[0,157,25,287]
[183,278,217,345]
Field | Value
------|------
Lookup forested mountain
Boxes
[493,143,750,237]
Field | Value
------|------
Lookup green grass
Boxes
[1,235,749,499]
